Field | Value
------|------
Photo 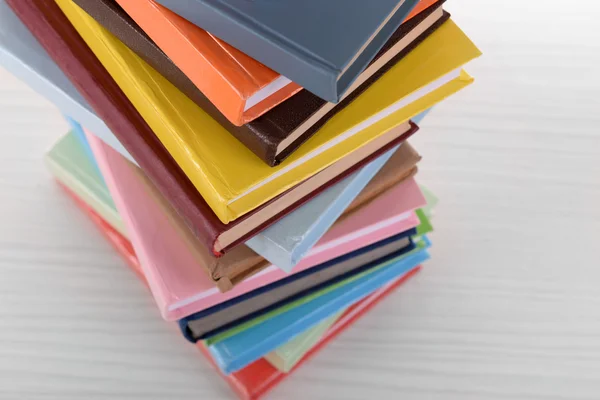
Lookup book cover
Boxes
[56,0,479,223]
[153,0,420,103]
[7,0,413,256]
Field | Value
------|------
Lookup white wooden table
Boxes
[1,1,599,398]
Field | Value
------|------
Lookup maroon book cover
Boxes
[7,0,417,256]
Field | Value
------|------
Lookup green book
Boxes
[264,311,343,373]
[45,131,128,238]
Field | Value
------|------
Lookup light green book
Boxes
[264,311,343,372]
[45,131,128,238]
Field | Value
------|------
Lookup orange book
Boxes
[114,0,301,126]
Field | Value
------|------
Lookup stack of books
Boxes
[1,0,480,398]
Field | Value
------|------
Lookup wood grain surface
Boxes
[0,1,599,398]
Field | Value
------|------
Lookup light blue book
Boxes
[245,146,398,272]
[209,239,430,374]
[245,108,432,272]
[0,1,135,164]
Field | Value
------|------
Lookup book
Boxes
[87,132,265,319]
[45,133,433,343]
[87,130,425,321]
[281,213,434,384]
[245,143,421,272]
[264,312,342,373]
[60,116,423,281]
[56,0,479,223]
[7,0,415,256]
[45,131,127,237]
[153,0,420,103]
[54,180,420,400]
[0,0,134,163]
[208,246,430,374]
[75,0,301,127]
[196,269,421,400]
[89,0,448,164]
[182,178,426,341]
[182,231,416,341]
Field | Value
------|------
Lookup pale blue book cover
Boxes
[245,109,431,272]
[246,146,398,272]
[0,1,135,164]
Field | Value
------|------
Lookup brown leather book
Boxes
[72,0,447,165]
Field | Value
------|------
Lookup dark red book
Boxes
[8,0,417,256]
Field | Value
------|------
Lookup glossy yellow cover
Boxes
[57,0,481,223]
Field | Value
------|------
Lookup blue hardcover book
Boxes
[154,0,419,102]
[245,108,431,272]
[0,1,135,164]
[208,241,431,374]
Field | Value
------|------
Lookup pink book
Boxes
[87,132,425,321]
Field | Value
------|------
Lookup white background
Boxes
[1,1,600,399]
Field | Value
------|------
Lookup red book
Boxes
[56,179,421,400]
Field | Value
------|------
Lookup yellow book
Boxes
[57,0,481,223]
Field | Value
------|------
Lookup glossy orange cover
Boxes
[115,0,302,126]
